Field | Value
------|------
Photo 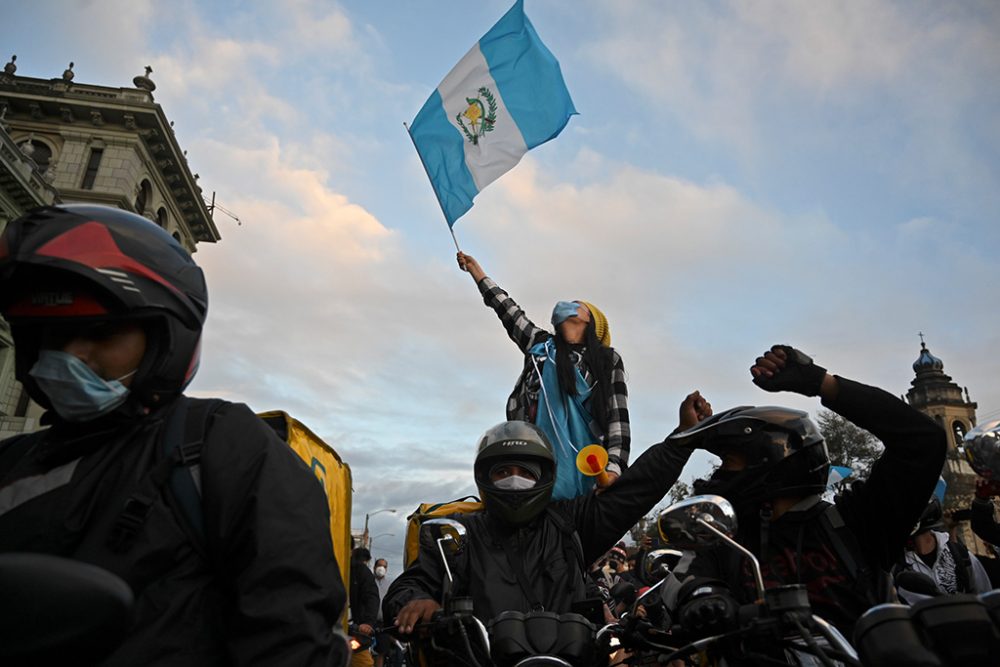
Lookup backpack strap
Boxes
[106,397,224,555]
[545,505,587,584]
[945,539,974,593]
[819,502,889,605]
[164,398,226,553]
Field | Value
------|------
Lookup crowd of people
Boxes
[0,203,999,666]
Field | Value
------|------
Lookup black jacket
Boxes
[350,561,380,626]
[0,398,346,666]
[383,440,692,623]
[972,498,1000,546]
[676,377,947,637]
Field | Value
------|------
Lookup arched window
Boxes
[20,138,53,171]
[953,420,968,446]
[134,179,152,215]
[157,207,168,228]
[172,231,182,244]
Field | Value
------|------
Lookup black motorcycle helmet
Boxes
[0,205,208,410]
[474,421,556,527]
[670,405,829,511]
[910,497,944,537]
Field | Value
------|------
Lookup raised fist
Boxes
[750,344,827,397]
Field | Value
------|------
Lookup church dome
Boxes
[913,341,944,373]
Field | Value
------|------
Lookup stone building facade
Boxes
[905,337,990,556]
[0,57,219,438]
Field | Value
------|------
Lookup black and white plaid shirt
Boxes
[478,276,630,475]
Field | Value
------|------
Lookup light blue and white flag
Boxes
[933,476,947,503]
[408,0,577,227]
[826,465,854,490]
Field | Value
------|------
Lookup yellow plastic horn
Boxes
[576,444,610,488]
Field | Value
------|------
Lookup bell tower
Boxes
[906,334,978,444]
[906,334,986,554]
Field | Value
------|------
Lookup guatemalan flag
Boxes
[408,0,577,227]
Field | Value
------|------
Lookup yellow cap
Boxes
[578,301,610,347]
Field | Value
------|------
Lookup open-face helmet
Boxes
[0,205,207,411]
[474,421,555,526]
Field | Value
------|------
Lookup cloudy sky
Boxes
[5,0,999,573]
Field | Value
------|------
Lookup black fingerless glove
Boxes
[752,345,827,396]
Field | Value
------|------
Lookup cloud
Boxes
[2,0,155,84]
[584,0,1000,196]
[276,0,362,60]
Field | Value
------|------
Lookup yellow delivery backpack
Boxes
[259,410,352,629]
[403,496,482,568]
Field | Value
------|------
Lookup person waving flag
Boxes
[407,0,577,234]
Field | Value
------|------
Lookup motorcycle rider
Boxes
[668,344,947,639]
[0,205,346,665]
[897,496,991,602]
[384,391,713,632]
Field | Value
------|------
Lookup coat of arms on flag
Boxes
[457,87,498,146]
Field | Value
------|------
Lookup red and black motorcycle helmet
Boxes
[0,204,208,409]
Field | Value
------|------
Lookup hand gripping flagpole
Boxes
[404,122,461,252]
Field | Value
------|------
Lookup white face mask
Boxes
[375,566,387,578]
[494,475,538,491]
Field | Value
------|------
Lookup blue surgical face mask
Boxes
[29,350,137,422]
[551,301,580,327]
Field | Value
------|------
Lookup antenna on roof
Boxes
[205,191,242,226]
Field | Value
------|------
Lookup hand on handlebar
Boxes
[679,593,738,635]
[394,599,442,635]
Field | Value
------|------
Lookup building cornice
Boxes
[0,75,218,243]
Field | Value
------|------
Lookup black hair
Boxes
[554,318,614,435]
[352,547,371,562]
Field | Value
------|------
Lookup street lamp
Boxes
[363,508,397,549]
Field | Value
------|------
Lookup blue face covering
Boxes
[551,301,580,327]
[29,350,135,422]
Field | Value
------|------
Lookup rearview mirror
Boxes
[420,518,467,555]
[419,518,467,605]
[657,494,737,550]
[658,494,765,603]
[0,554,133,664]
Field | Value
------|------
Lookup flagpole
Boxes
[403,122,461,252]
